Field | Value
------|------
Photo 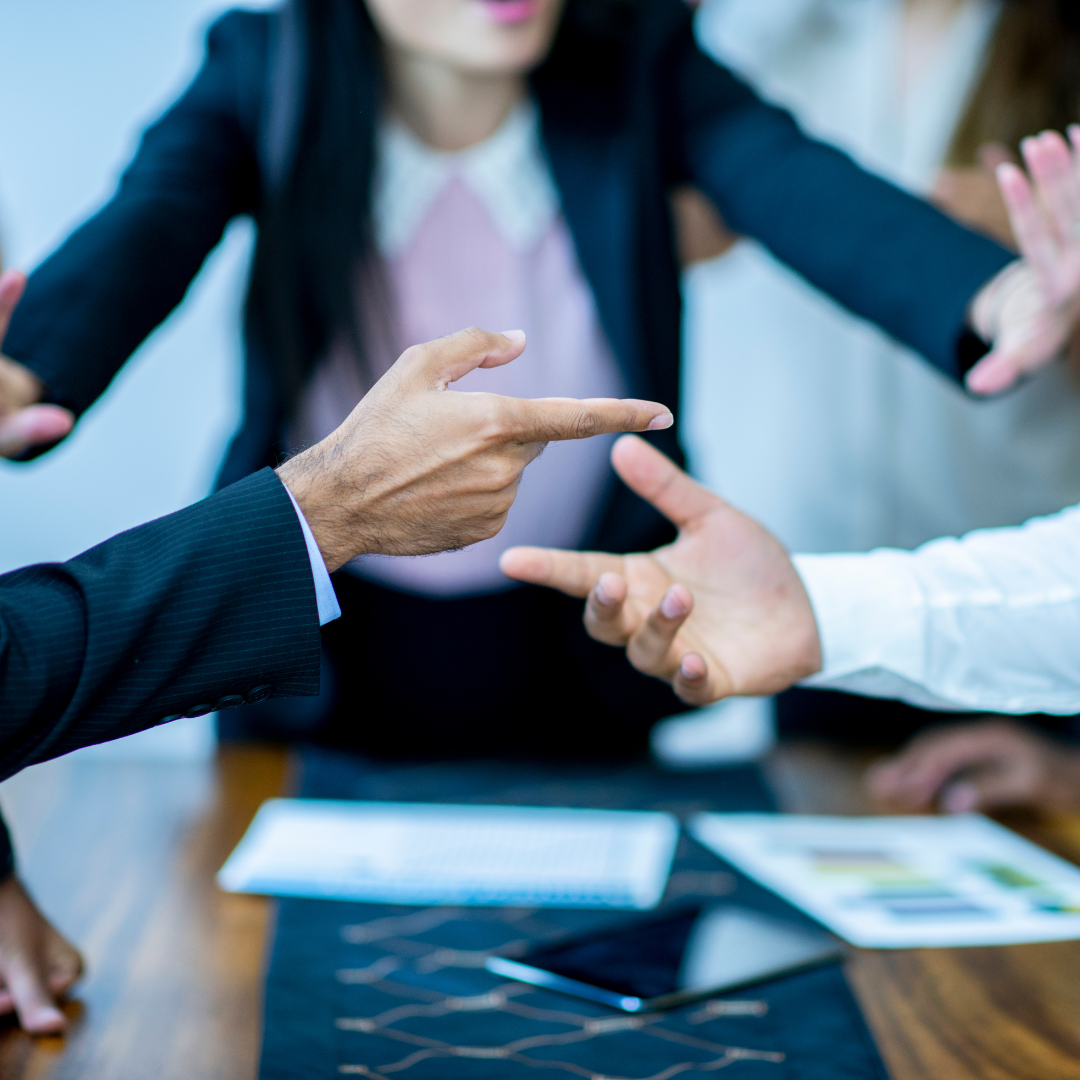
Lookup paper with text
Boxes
[691,813,1080,948]
[220,799,679,909]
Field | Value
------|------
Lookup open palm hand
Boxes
[500,436,821,705]
[968,128,1080,394]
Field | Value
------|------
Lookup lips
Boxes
[478,0,540,24]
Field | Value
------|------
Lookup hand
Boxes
[0,271,74,458]
[278,329,673,573]
[967,128,1080,394]
[866,719,1080,815]
[500,435,821,705]
[0,875,83,1034]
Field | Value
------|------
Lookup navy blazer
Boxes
[5,0,1014,555]
[0,468,321,876]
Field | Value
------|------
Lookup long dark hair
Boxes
[948,0,1080,165]
[246,0,635,410]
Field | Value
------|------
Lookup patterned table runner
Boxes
[259,749,887,1080]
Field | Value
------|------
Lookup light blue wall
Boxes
[0,1,274,573]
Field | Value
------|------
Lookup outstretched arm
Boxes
[502,436,1080,716]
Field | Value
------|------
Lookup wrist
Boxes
[969,258,1025,343]
[277,448,356,574]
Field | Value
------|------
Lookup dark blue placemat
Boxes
[259,750,888,1080]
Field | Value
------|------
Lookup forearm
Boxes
[796,504,1080,714]
[676,38,1013,378]
[0,469,322,778]
[3,13,260,421]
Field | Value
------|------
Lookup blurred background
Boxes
[0,0,276,758]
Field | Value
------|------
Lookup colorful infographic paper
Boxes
[691,813,1080,948]
[220,799,678,909]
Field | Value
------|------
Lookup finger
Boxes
[867,726,1017,808]
[672,652,715,706]
[398,327,528,390]
[583,572,643,646]
[498,396,673,444]
[0,271,26,348]
[610,434,721,528]
[5,956,67,1034]
[938,767,1035,814]
[965,346,1028,395]
[499,546,625,597]
[625,585,693,677]
[0,405,75,458]
[1023,131,1080,245]
[998,160,1057,280]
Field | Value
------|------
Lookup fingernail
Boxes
[595,578,617,606]
[660,589,686,619]
[940,783,978,814]
[680,657,703,680]
[647,412,674,431]
[501,329,526,342]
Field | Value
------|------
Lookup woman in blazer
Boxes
[0,0,1048,757]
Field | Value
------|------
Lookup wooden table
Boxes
[0,741,1078,1080]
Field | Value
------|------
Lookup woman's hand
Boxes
[967,128,1080,394]
[866,719,1080,815]
[0,271,74,458]
[0,875,83,1034]
[500,435,822,705]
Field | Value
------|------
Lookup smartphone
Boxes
[486,904,844,1012]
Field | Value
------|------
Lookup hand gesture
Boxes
[866,719,1080,815]
[967,128,1080,394]
[500,435,821,705]
[278,330,673,572]
[0,270,74,457]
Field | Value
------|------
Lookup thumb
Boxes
[939,769,1031,814]
[4,954,66,1034]
[0,405,75,459]
[610,435,722,528]
[398,327,527,390]
[0,270,26,348]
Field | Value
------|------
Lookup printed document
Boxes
[691,813,1080,948]
[220,799,679,909]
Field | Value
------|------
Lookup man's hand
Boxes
[278,329,673,573]
[866,719,1080,815]
[0,875,83,1034]
[500,435,820,704]
[0,271,74,458]
[967,128,1080,394]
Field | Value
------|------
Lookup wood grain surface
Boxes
[0,740,1078,1079]
[0,745,287,1080]
[769,741,1080,1080]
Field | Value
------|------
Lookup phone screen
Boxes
[487,904,843,1011]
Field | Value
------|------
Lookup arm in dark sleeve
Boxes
[665,10,1014,381]
[3,11,267,416]
[0,468,321,781]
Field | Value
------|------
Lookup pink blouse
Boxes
[292,104,627,597]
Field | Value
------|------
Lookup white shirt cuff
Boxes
[791,550,963,711]
[284,487,341,626]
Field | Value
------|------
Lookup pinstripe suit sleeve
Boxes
[0,468,322,782]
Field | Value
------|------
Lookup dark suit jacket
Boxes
[0,468,322,875]
[3,0,1014,558]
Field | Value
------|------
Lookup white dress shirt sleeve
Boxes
[792,503,1080,715]
[284,487,342,626]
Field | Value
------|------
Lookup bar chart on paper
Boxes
[691,813,1080,948]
